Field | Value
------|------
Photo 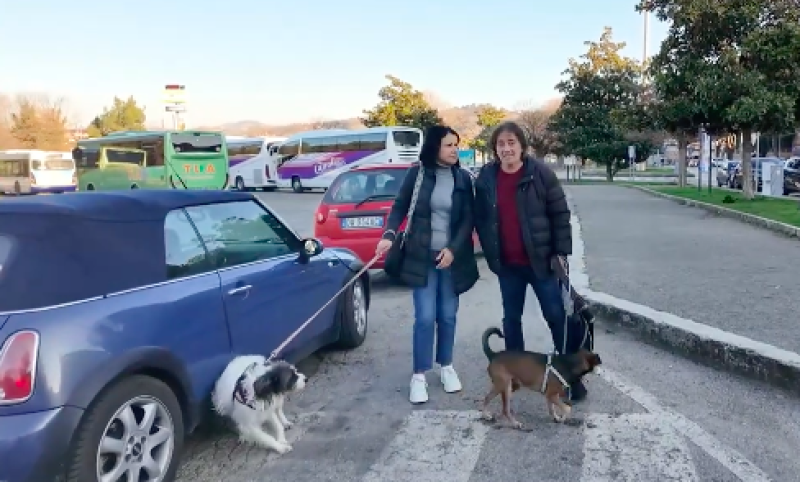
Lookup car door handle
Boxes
[228,285,252,296]
[328,259,340,267]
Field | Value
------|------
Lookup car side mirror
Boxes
[302,238,324,258]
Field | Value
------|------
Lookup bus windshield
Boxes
[392,130,421,148]
[172,133,224,153]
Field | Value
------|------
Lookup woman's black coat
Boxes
[381,164,479,295]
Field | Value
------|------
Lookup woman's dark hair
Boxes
[489,121,529,160]
[418,125,460,168]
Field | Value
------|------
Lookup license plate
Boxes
[341,216,384,229]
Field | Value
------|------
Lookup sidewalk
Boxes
[566,184,800,355]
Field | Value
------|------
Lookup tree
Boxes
[516,101,563,157]
[476,104,506,130]
[86,96,147,137]
[468,104,507,155]
[0,94,16,149]
[9,94,70,150]
[361,75,442,131]
[549,28,650,181]
[639,0,800,198]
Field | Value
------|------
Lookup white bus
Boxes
[0,150,77,195]
[225,136,286,191]
[274,126,423,192]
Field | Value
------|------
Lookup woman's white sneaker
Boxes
[409,374,429,404]
[440,365,462,393]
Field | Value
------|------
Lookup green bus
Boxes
[73,130,229,191]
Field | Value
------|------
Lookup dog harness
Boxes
[540,355,569,393]
[233,362,259,410]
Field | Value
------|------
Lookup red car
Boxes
[314,162,480,269]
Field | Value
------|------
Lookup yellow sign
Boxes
[163,84,186,104]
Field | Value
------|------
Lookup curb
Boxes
[627,185,800,239]
[564,190,800,396]
[583,289,800,397]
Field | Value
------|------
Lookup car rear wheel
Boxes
[291,177,303,193]
[235,176,246,191]
[336,277,368,349]
[64,375,184,482]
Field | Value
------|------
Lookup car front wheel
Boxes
[64,375,184,482]
[336,277,368,349]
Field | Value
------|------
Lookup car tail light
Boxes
[316,205,330,224]
[265,165,271,179]
[0,331,39,404]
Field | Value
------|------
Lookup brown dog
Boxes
[480,327,601,428]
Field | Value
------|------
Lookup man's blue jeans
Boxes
[497,264,567,352]
[412,263,459,373]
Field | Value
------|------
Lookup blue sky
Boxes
[0,0,667,126]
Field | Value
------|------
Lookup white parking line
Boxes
[359,410,490,482]
[582,413,698,481]
[598,368,772,482]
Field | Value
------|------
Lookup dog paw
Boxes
[511,420,524,430]
[481,411,495,422]
[274,443,293,454]
[283,420,294,430]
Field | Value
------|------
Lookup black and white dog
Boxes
[212,355,307,454]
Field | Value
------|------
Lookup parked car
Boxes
[0,189,370,482]
[716,160,732,187]
[732,157,783,192]
[313,162,480,270]
[314,162,414,269]
[783,157,800,195]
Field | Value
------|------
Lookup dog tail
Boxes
[482,326,504,360]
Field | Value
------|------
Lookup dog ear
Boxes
[270,364,299,393]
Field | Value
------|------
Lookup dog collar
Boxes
[540,355,569,393]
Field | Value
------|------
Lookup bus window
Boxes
[142,138,165,166]
[106,149,146,165]
[336,135,360,152]
[302,137,326,154]
[358,133,387,151]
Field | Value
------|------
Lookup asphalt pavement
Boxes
[567,184,800,355]
[174,189,799,482]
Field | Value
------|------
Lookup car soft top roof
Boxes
[0,190,255,313]
[0,189,254,221]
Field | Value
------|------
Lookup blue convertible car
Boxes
[0,190,370,482]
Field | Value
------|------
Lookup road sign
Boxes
[163,84,186,104]
[628,145,636,160]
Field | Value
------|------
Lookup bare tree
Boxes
[0,93,17,149]
[9,94,71,150]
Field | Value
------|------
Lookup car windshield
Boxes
[327,168,410,204]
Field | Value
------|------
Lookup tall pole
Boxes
[643,11,649,64]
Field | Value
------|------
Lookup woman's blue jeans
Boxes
[412,263,459,373]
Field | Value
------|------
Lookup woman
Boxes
[473,121,586,401]
[376,125,479,404]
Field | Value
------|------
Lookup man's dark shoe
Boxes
[569,380,588,403]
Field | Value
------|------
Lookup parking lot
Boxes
[169,189,799,482]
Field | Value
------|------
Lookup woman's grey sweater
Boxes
[429,166,454,251]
